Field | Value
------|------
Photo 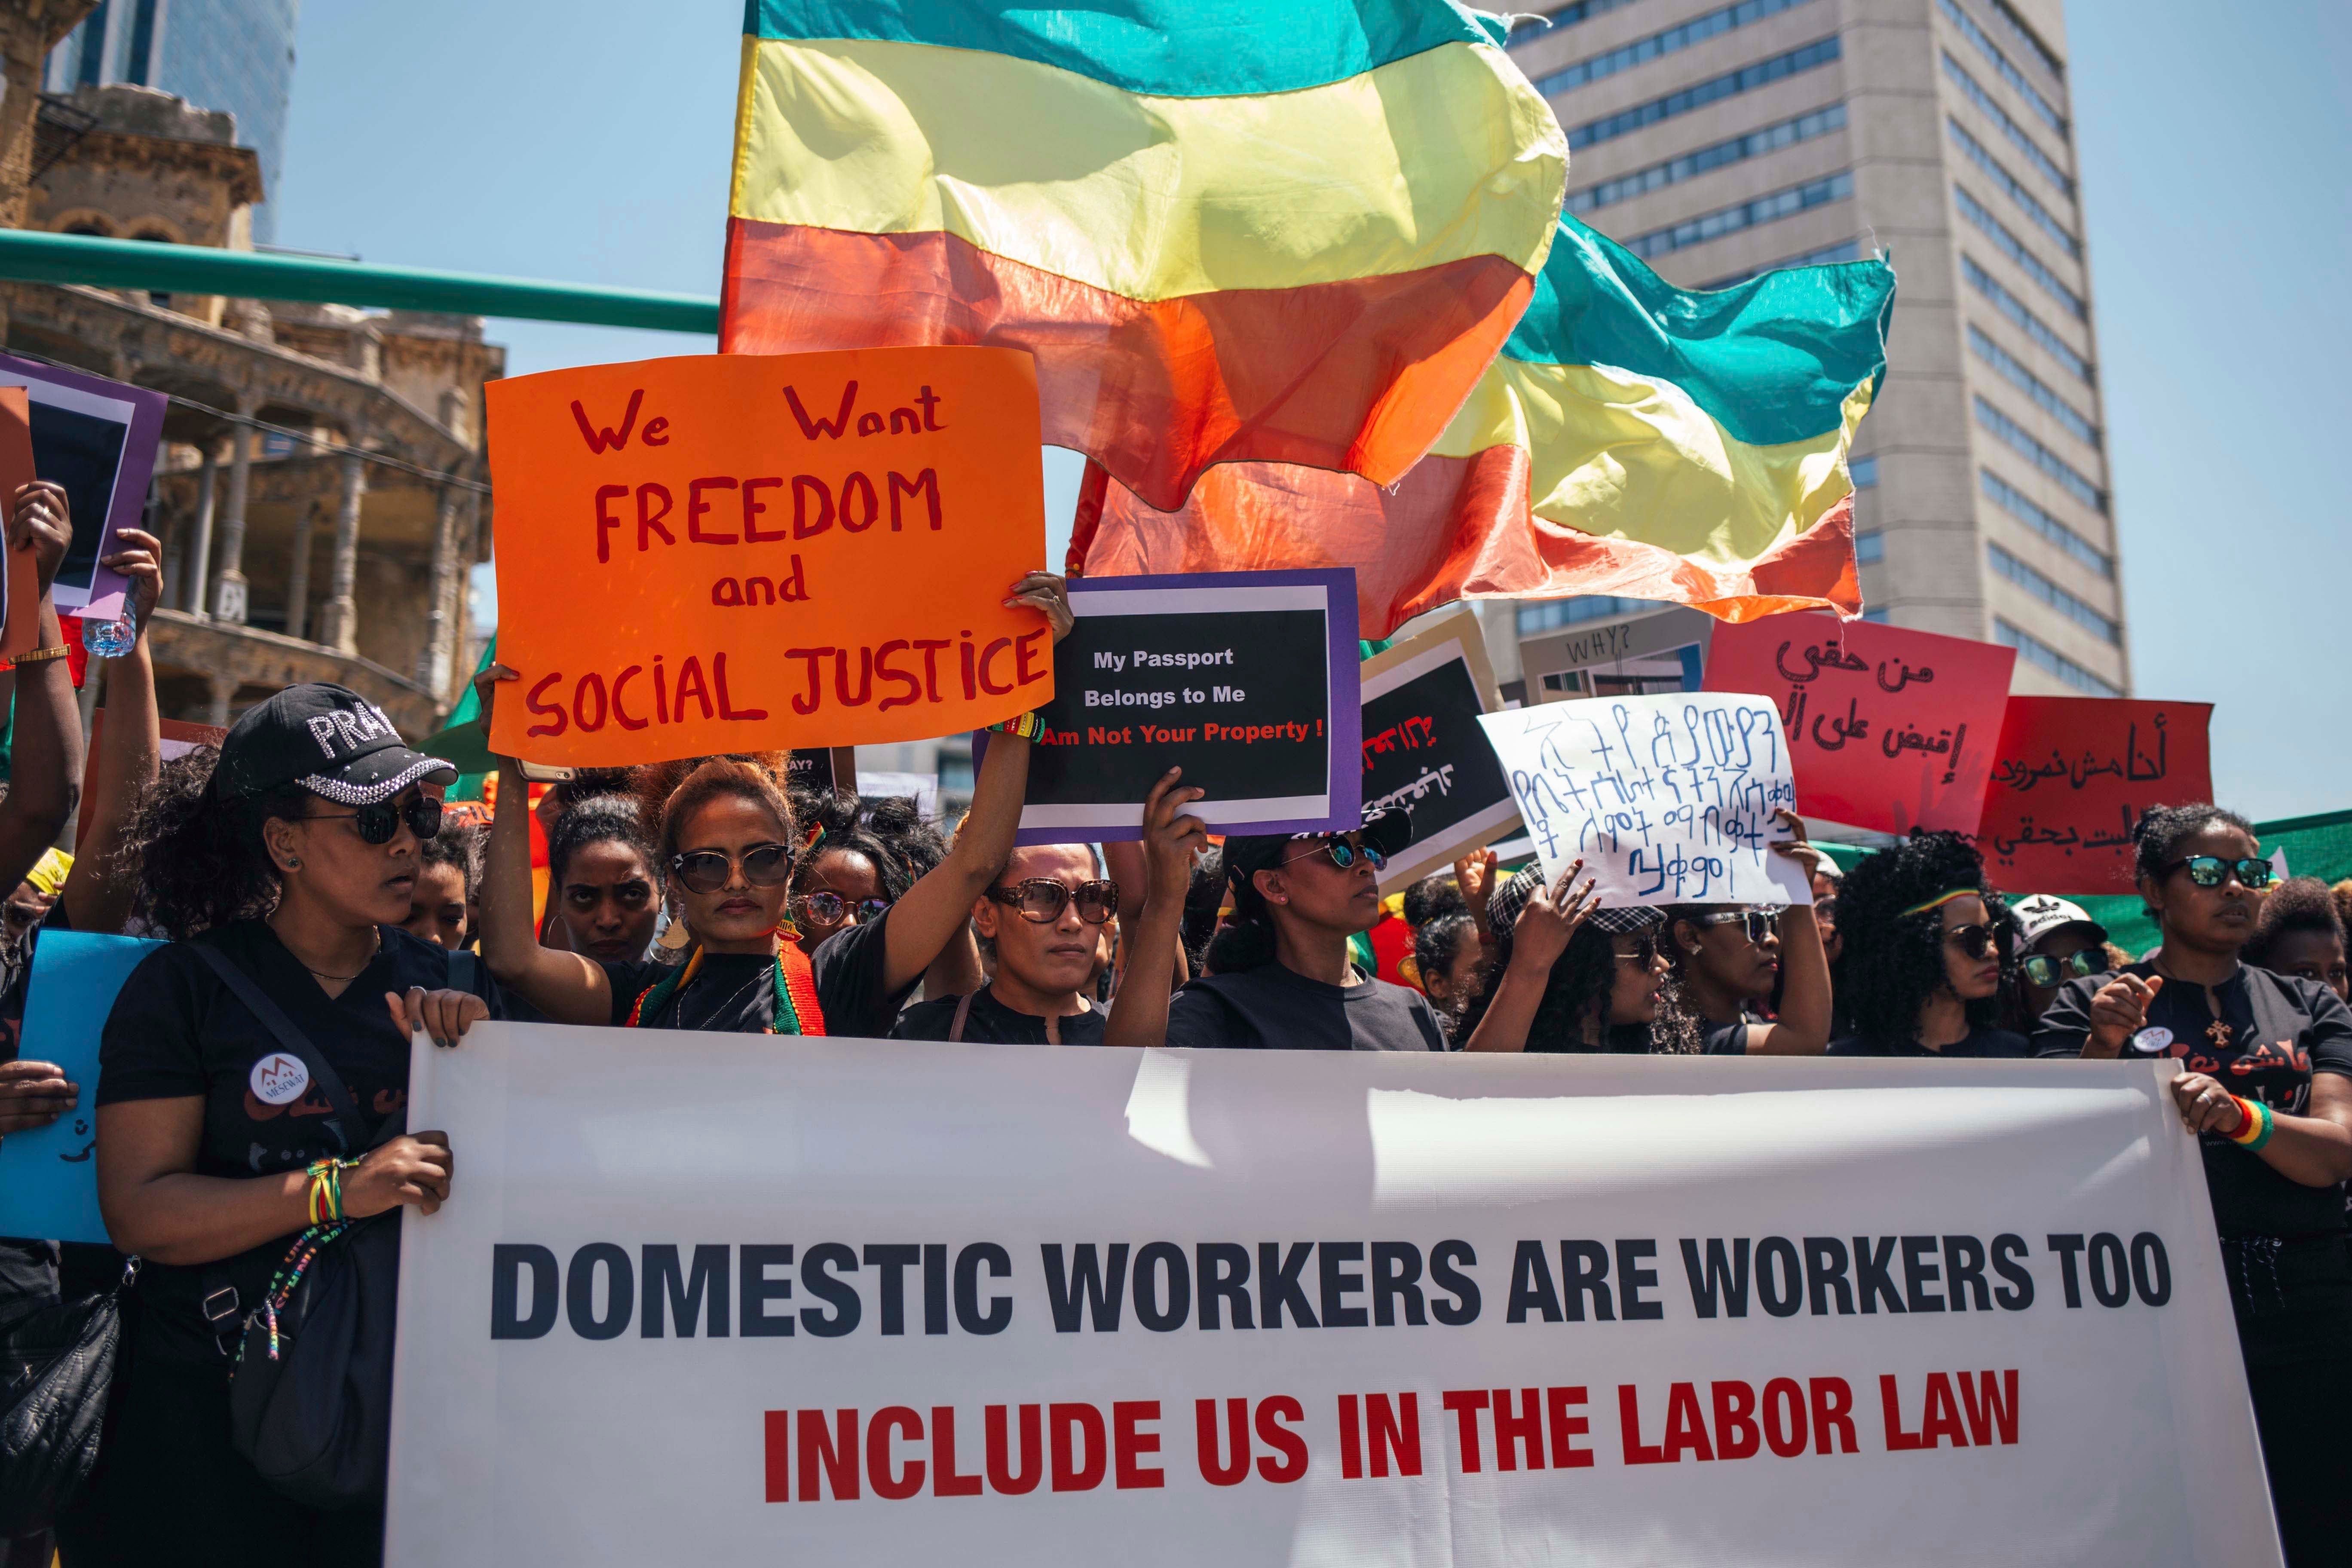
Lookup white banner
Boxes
[388,1027,2276,1567]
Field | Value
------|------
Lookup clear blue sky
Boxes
[273,0,2348,821]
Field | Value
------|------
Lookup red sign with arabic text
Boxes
[1703,615,2016,835]
[1977,698,2213,895]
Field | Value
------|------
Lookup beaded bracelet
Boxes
[986,711,1045,741]
[2225,1096,2275,1152]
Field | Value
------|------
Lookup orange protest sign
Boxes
[0,388,43,660]
[485,348,1050,766]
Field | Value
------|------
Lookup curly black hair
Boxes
[2130,803,2255,885]
[1401,873,1465,930]
[2245,876,2347,971]
[120,746,308,938]
[863,794,948,883]
[788,787,910,900]
[417,817,484,897]
[1830,830,2012,1046]
[1454,867,1617,1051]
[1182,845,1225,977]
[547,796,659,890]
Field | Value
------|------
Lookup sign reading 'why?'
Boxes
[487,348,1049,766]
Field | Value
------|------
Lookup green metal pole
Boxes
[0,229,720,334]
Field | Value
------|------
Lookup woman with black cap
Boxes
[71,683,496,1562]
[1458,862,1672,1053]
[1157,806,1446,1052]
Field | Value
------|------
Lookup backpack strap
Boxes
[192,943,370,1156]
[949,991,974,1044]
[446,948,481,998]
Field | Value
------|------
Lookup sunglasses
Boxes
[1612,934,1660,966]
[1278,836,1387,874]
[987,879,1119,925]
[1945,922,2015,962]
[1690,910,1775,944]
[309,794,442,846]
[795,889,892,927]
[2022,948,2102,988]
[2164,855,2273,890]
[671,842,793,896]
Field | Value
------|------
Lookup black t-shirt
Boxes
[1702,1019,1751,1056]
[809,910,922,1040]
[1531,1022,1656,1055]
[1828,1026,2034,1059]
[97,920,503,1363]
[2036,961,2352,1238]
[601,952,781,1033]
[1164,964,1444,1052]
[891,987,1109,1045]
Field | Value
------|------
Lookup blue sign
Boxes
[0,931,162,1244]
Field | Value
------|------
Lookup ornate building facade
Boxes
[0,20,496,733]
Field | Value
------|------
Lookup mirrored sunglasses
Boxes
[1692,910,1775,944]
[1280,836,1387,874]
[2166,855,2273,890]
[2021,948,2102,988]
[795,888,892,926]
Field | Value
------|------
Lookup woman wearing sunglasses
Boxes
[1657,810,1834,1056]
[80,685,487,1559]
[785,789,908,957]
[1155,805,1446,1052]
[892,849,1123,1044]
[472,573,1072,1039]
[1457,862,1671,1054]
[1820,830,2027,1058]
[2035,804,2352,1566]
[2006,894,2111,1027]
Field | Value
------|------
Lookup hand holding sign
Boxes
[486,348,1052,766]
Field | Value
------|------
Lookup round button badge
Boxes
[249,1051,312,1105]
[2130,1026,2174,1055]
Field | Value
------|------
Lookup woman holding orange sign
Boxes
[469,573,1072,1039]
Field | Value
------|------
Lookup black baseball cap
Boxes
[213,683,457,806]
[1223,805,1414,891]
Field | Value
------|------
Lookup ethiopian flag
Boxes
[1070,216,1896,637]
[720,1,1567,512]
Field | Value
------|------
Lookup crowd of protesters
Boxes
[0,493,2347,1565]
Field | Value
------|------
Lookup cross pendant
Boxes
[2206,1017,2234,1050]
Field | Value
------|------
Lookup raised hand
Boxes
[8,481,72,595]
[1137,767,1210,896]
[1509,859,1599,976]
[98,525,165,628]
[1005,572,1075,643]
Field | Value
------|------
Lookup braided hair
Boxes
[1830,830,2012,1047]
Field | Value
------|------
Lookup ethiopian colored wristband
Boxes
[2226,1097,2274,1151]
[986,711,1044,741]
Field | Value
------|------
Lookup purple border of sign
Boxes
[982,567,1362,845]
[0,351,168,620]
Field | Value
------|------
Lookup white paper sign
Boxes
[386,1028,2278,1568]
[1476,693,1810,907]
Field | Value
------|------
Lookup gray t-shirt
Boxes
[1164,963,1445,1052]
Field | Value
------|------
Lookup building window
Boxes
[1697,239,1863,291]
[1961,256,2091,383]
[1988,0,2064,83]
[1994,618,2121,696]
[1975,396,2104,512]
[1625,172,1853,262]
[1516,597,1660,636]
[1568,105,1847,216]
[1506,0,1645,46]
[1954,185,2083,320]
[1850,453,1879,487]
[1988,543,2117,643]
[1535,0,1823,98]
[1948,120,2077,258]
[1968,326,2098,447]
[1980,469,2110,578]
[1941,52,2071,197]
[1854,530,1884,564]
[1936,0,2067,138]
[1565,37,1841,152]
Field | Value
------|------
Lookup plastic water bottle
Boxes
[81,607,137,658]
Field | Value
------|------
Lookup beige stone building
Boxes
[1495,0,2125,701]
[0,7,496,734]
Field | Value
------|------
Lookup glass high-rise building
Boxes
[1499,0,2126,701]
[45,0,299,243]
